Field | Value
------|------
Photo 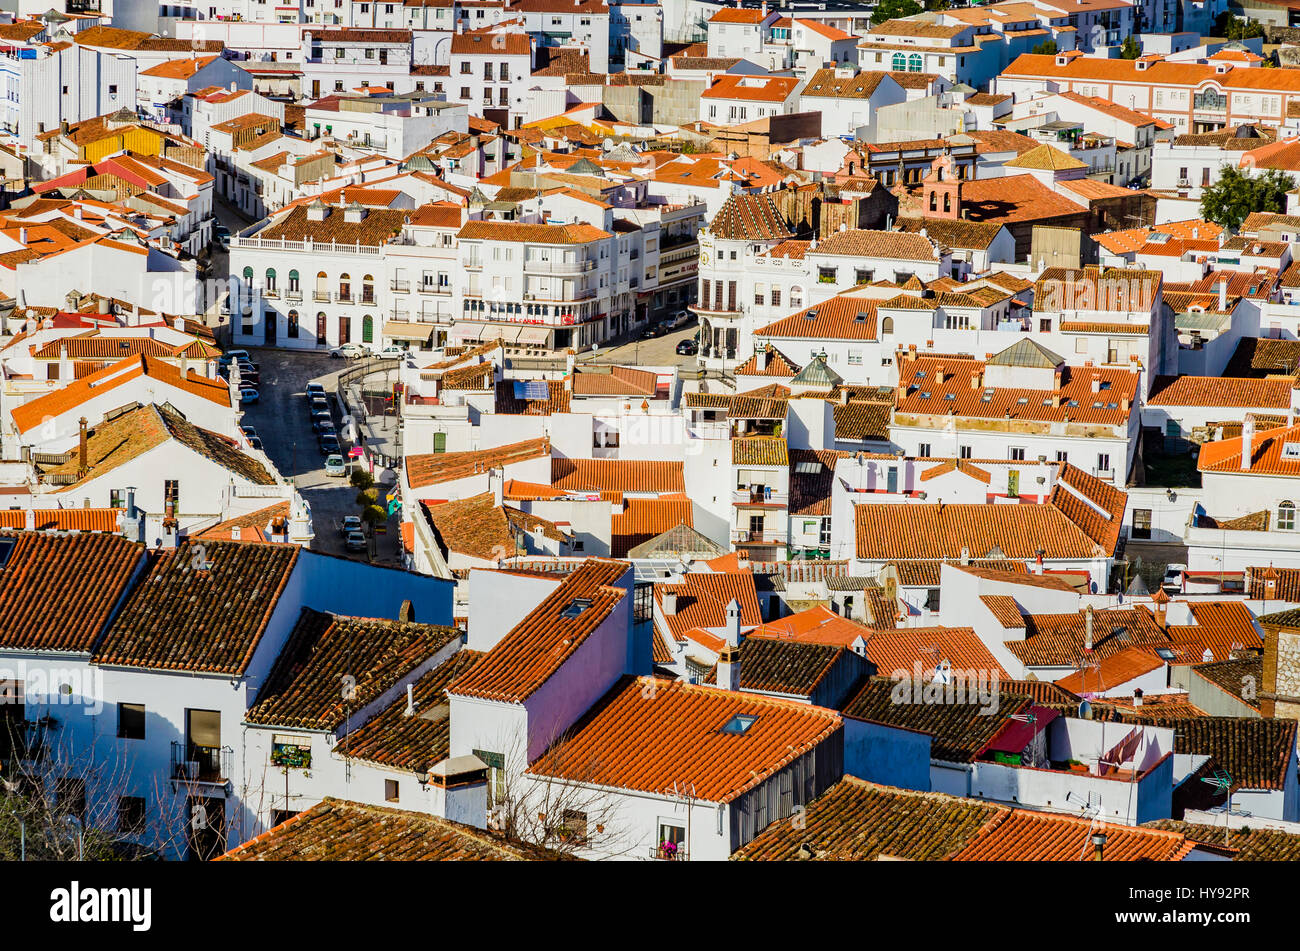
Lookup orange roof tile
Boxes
[950,809,1194,861]
[611,498,693,558]
[656,571,762,642]
[527,676,841,803]
[551,458,684,494]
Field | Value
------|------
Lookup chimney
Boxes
[98,297,111,315]
[23,508,34,532]
[839,387,849,405]
[1152,585,1169,628]
[756,346,768,372]
[403,684,415,717]
[934,364,945,384]
[77,417,88,477]
[662,590,677,615]
[1091,373,1101,393]
[1219,276,1228,312]
[491,466,504,507]
[1084,604,1094,651]
[1241,415,1255,471]
[58,342,70,381]
[18,227,26,245]
[1053,367,1062,390]
[970,370,980,389]
[400,599,414,622]
[1133,688,1143,708]
[717,599,743,690]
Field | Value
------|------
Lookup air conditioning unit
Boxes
[1177,178,1190,187]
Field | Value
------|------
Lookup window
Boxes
[1097,453,1111,474]
[721,714,758,735]
[460,86,470,100]
[384,779,399,802]
[108,84,118,96]
[473,749,506,806]
[818,266,837,284]
[658,821,686,858]
[109,489,125,509]
[1055,451,1068,463]
[1279,501,1296,531]
[288,310,299,339]
[854,268,873,285]
[117,702,145,740]
[918,443,931,457]
[908,53,923,72]
[118,796,146,835]
[770,288,781,308]
[892,52,906,70]
[1010,448,1026,461]
[1132,508,1152,540]
[959,445,972,459]
[559,809,588,845]
[1007,470,1019,498]
[164,479,179,510]
[433,432,447,453]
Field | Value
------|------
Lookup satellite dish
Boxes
[1077,700,1093,720]
[603,137,614,151]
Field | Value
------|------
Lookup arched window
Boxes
[265,268,276,293]
[892,52,907,70]
[315,312,327,345]
[288,269,300,293]
[882,316,894,335]
[362,314,374,343]
[929,191,937,211]
[339,273,351,301]
[315,271,328,301]
[943,193,951,213]
[1280,501,1296,531]
[908,53,923,72]
[790,285,803,308]
[287,309,299,339]
[362,274,375,304]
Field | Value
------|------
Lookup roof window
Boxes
[721,714,758,735]
[0,537,14,570]
[560,597,593,619]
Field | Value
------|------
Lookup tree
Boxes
[1200,165,1297,229]
[349,469,374,491]
[871,0,922,25]
[359,504,388,528]
[1031,40,1058,55]
[1214,12,1264,40]
[1119,36,1140,59]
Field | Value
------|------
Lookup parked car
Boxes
[239,388,259,404]
[214,225,231,248]
[308,397,330,416]
[376,345,407,359]
[225,349,250,362]
[330,342,367,359]
[670,309,692,328]
[345,530,367,553]
[318,434,341,455]
[341,515,362,536]
[247,436,264,451]
[1162,563,1187,592]
[675,338,699,356]
[640,324,660,340]
[240,424,257,439]
[313,419,336,437]
[324,454,347,477]
[305,382,326,399]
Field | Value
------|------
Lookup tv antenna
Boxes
[1200,768,1234,848]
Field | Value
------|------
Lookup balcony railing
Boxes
[419,284,452,295]
[391,280,410,292]
[732,529,786,545]
[732,489,788,507]
[314,290,331,302]
[648,845,689,861]
[525,258,595,274]
[171,740,228,784]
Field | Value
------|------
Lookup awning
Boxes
[384,320,436,341]
[454,325,491,344]
[517,327,551,345]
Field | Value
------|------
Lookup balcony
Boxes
[731,529,786,546]
[314,290,331,302]
[648,845,689,861]
[732,489,788,507]
[285,289,303,302]
[391,280,410,292]
[524,257,596,275]
[419,283,452,295]
[171,741,229,785]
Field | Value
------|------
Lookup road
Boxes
[235,347,404,566]
[585,321,698,367]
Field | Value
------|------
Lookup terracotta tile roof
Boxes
[813,228,940,261]
[980,594,1024,628]
[0,509,122,533]
[789,448,845,516]
[656,571,762,642]
[36,405,273,489]
[1198,421,1300,476]
[406,437,550,489]
[95,541,300,675]
[1174,718,1297,791]
[31,332,217,361]
[952,562,1078,592]
[423,492,564,561]
[551,458,684,494]
[612,498,693,558]
[571,365,657,396]
[896,217,1006,250]
[1007,606,1172,668]
[451,31,531,55]
[0,531,143,653]
[1145,820,1300,861]
[1004,52,1300,96]
[258,204,407,246]
[195,501,292,544]
[1055,645,1166,694]
[1094,218,1221,255]
[709,7,769,23]
[957,174,1087,225]
[889,558,1028,587]
[1167,601,1263,664]
[1050,463,1128,553]
[457,220,610,244]
[1250,565,1300,601]
[750,606,874,648]
[920,459,992,484]
[735,344,801,377]
[493,379,571,415]
[854,502,1113,562]
[139,55,220,79]
[527,676,841,802]
[733,435,788,466]
[951,809,1194,861]
[706,192,792,241]
[220,798,556,860]
[833,400,892,441]
[756,294,878,340]
[801,69,888,100]
[448,558,628,702]
[1190,655,1263,712]
[862,626,1010,679]
[334,649,484,770]
[1223,337,1300,378]
[10,354,230,434]
[704,637,852,697]
[246,608,460,730]
[842,677,1033,762]
[733,777,1002,860]
[1149,375,1292,409]
[896,354,1137,427]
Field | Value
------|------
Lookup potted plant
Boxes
[659,840,679,860]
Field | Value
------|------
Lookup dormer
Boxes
[1215,61,1233,75]
[307,199,328,222]
[344,201,367,223]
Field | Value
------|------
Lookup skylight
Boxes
[560,597,593,619]
[721,714,758,735]
[0,537,14,570]
[794,461,823,474]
